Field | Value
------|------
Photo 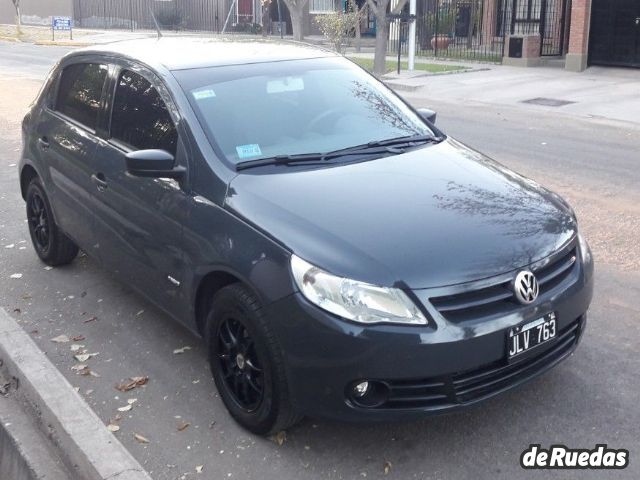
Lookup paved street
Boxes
[0,42,638,479]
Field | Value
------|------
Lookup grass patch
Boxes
[348,56,468,74]
[0,25,92,43]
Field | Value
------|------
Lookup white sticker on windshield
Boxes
[193,89,216,100]
[236,144,262,159]
[267,77,304,94]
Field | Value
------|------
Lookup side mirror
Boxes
[125,149,185,179]
[417,108,437,125]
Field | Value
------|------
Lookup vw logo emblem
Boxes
[513,270,539,305]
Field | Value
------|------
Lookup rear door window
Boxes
[110,70,177,155]
[55,63,108,130]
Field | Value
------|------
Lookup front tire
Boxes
[26,177,78,266]
[206,284,301,435]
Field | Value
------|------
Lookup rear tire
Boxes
[206,284,301,435]
[26,177,78,266]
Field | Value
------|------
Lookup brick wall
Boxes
[568,0,591,55]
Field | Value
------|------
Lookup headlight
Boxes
[290,255,427,325]
[578,232,591,264]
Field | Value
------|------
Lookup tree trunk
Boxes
[467,0,476,49]
[373,13,388,75]
[290,7,304,41]
[262,3,270,37]
[355,5,363,53]
[15,5,22,35]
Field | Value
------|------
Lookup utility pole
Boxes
[407,0,416,70]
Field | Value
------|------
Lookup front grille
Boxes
[377,317,582,410]
[430,242,578,323]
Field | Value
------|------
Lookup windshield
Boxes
[173,57,435,166]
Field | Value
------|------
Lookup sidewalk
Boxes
[384,63,640,127]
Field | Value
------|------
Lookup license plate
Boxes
[508,313,557,358]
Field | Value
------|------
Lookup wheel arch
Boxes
[20,164,39,200]
[194,269,252,336]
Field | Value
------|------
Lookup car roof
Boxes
[72,37,340,71]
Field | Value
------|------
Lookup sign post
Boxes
[52,16,73,42]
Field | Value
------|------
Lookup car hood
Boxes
[225,138,576,289]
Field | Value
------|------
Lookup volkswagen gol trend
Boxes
[19,39,594,434]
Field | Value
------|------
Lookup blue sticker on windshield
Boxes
[236,144,262,159]
[193,89,216,100]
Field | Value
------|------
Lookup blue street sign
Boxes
[52,16,72,31]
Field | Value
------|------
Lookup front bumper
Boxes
[264,246,594,422]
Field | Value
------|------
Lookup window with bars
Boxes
[310,0,336,14]
[514,0,542,22]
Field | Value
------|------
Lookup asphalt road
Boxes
[0,42,638,480]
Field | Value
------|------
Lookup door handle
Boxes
[91,173,108,191]
[37,137,50,149]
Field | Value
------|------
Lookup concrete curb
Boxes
[0,308,153,480]
[0,372,71,480]
[34,40,94,47]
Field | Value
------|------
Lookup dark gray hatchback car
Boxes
[19,38,593,434]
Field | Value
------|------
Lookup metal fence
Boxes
[72,0,271,33]
[388,0,568,63]
[390,0,508,63]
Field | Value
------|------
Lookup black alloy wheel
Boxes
[216,316,264,412]
[27,190,50,254]
[25,177,79,266]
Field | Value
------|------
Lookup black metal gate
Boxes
[508,0,567,56]
[540,0,567,55]
[589,0,640,67]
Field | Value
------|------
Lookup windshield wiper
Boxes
[366,134,443,148]
[235,146,404,171]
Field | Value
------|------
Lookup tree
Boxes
[11,0,21,35]
[315,9,360,53]
[366,0,409,75]
[261,0,272,37]
[281,0,309,41]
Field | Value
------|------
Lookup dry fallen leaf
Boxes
[10,273,23,279]
[71,335,85,341]
[83,316,98,324]
[127,398,138,405]
[71,364,87,371]
[51,334,70,343]
[270,430,286,446]
[117,404,133,412]
[173,346,192,355]
[74,353,98,362]
[70,344,84,352]
[115,376,149,392]
[133,433,150,444]
[177,421,191,432]
[196,465,204,473]
[383,461,392,475]
[107,424,120,432]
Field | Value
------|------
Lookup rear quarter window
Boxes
[55,63,108,130]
